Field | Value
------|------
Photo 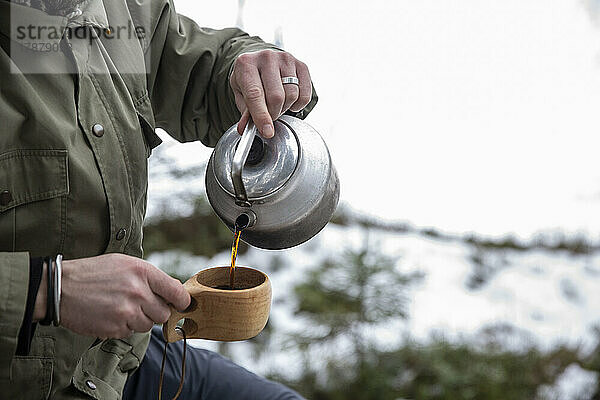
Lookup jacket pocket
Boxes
[9,336,55,400]
[0,150,69,255]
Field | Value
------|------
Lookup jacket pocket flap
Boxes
[0,150,69,213]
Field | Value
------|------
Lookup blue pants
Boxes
[122,327,303,400]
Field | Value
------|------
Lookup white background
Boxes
[166,0,600,238]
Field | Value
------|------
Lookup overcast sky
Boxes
[162,0,600,238]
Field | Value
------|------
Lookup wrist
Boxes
[33,261,48,322]
[57,259,74,315]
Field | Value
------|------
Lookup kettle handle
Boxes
[231,120,257,207]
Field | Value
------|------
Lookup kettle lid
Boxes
[211,120,299,199]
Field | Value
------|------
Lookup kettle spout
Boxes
[235,211,257,230]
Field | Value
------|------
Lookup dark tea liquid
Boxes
[213,285,245,290]
[229,228,242,289]
[227,213,251,289]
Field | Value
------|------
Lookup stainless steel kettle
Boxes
[205,115,339,249]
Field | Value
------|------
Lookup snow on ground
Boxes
[149,222,600,378]
[539,364,599,400]
[147,137,600,396]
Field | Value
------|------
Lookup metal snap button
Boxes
[85,380,96,390]
[116,228,127,241]
[92,124,105,137]
[0,190,12,206]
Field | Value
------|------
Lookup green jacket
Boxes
[0,0,316,398]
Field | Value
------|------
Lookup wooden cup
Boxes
[163,266,271,343]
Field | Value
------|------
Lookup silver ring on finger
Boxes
[281,76,299,86]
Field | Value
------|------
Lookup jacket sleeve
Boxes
[135,0,273,146]
[0,252,30,380]
[133,0,317,147]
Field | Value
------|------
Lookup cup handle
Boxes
[231,120,257,207]
[162,306,186,343]
[163,298,201,343]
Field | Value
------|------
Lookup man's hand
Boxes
[230,49,313,138]
[34,254,190,339]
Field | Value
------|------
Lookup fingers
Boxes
[233,91,247,122]
[260,60,285,122]
[290,61,312,112]
[237,109,250,135]
[279,59,300,115]
[232,50,314,139]
[127,307,155,333]
[141,294,171,324]
[145,265,190,312]
[57,254,189,339]
[233,59,274,139]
